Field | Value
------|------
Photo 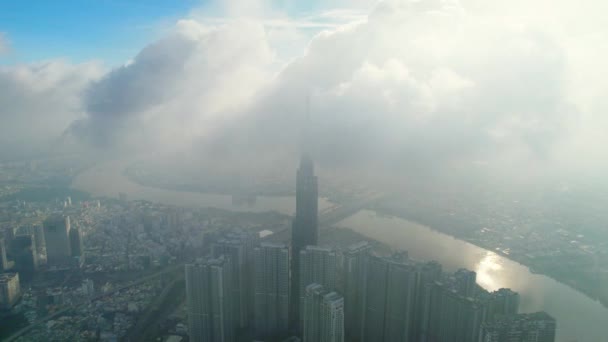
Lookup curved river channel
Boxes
[72,161,608,342]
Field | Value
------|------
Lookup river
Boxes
[72,161,608,342]
[337,210,608,342]
[71,160,335,215]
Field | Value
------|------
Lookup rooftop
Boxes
[0,272,19,283]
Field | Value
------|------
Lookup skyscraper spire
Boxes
[300,92,312,158]
[290,94,319,331]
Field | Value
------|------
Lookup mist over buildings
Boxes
[2,3,608,340]
[1,0,607,189]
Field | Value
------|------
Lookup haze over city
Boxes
[1,1,607,342]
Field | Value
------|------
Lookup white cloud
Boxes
[69,19,276,151]
[199,0,577,176]
[1,0,607,183]
[0,60,103,158]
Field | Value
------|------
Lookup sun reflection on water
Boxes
[475,252,504,291]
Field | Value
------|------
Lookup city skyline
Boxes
[1,0,607,341]
[179,157,558,342]
[0,154,595,341]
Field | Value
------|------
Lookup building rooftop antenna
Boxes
[301,92,312,159]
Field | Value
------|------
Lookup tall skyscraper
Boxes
[10,235,38,279]
[303,283,344,342]
[320,291,345,342]
[290,154,319,329]
[44,215,72,266]
[70,226,84,257]
[17,225,45,263]
[343,241,371,342]
[185,256,234,342]
[213,232,258,328]
[0,273,21,309]
[226,230,259,324]
[454,268,478,297]
[361,253,417,342]
[485,288,520,321]
[412,261,442,341]
[480,311,556,342]
[298,246,338,330]
[0,238,9,271]
[254,243,290,339]
[303,283,325,342]
[421,281,445,342]
[422,281,485,342]
[292,154,319,250]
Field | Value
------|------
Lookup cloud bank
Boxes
[70,19,275,152]
[0,60,102,159]
[1,0,607,184]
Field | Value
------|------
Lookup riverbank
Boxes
[71,160,337,215]
[109,160,608,310]
[372,206,608,310]
[123,165,294,197]
[70,160,608,341]
[336,210,608,341]
[472,238,608,309]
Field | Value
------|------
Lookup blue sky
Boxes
[0,0,360,66]
[0,0,202,65]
